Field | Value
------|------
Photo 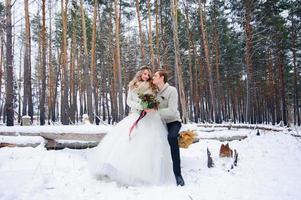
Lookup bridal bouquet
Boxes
[129,93,160,139]
[138,93,160,110]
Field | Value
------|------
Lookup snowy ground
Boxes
[1,124,301,200]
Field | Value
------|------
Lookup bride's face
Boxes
[141,70,150,81]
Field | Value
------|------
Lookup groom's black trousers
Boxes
[166,121,182,178]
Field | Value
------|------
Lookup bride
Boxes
[89,66,175,186]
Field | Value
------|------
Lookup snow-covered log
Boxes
[44,138,99,150]
[0,133,103,150]
[0,142,41,148]
[0,140,98,150]
[197,124,288,132]
[0,132,106,141]
[1,132,246,142]
[198,135,247,142]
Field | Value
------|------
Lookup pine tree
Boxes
[5,0,14,126]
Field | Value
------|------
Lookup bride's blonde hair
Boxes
[128,66,157,92]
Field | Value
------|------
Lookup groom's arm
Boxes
[158,87,179,119]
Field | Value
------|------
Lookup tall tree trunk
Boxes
[78,44,84,121]
[147,0,155,68]
[69,2,77,124]
[244,0,254,123]
[97,4,103,123]
[18,43,22,124]
[199,0,216,122]
[212,1,222,123]
[155,0,160,68]
[193,56,200,122]
[170,0,188,123]
[278,46,286,125]
[80,0,93,123]
[108,2,118,123]
[101,68,106,121]
[274,61,281,124]
[191,14,201,122]
[135,0,146,64]
[183,0,194,121]
[40,0,47,125]
[22,0,33,123]
[160,0,168,67]
[91,0,99,124]
[267,48,276,125]
[5,0,14,126]
[47,0,53,124]
[36,17,42,123]
[50,49,60,122]
[291,15,300,125]
[114,0,124,121]
[105,77,111,124]
[60,0,69,125]
[0,34,3,121]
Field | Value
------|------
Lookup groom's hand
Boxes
[144,108,155,113]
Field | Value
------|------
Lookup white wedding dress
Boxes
[89,83,175,186]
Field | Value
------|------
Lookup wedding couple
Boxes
[90,66,185,186]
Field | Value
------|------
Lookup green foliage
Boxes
[54,12,63,49]
[31,14,42,42]
[138,93,160,109]
[53,1,93,51]
[0,2,4,31]
[69,2,93,49]
[4,0,300,124]
[0,2,4,14]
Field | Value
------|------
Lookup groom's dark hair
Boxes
[156,69,168,83]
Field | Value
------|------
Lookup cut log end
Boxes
[0,142,40,148]
[0,142,17,148]
[219,143,233,158]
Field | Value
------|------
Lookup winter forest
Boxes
[0,0,300,126]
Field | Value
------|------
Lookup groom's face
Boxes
[152,72,163,85]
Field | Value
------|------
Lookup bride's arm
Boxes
[127,89,143,111]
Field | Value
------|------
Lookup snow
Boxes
[0,135,44,144]
[1,124,301,200]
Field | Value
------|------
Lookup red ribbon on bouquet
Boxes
[129,110,147,139]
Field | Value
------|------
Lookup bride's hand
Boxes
[144,108,156,113]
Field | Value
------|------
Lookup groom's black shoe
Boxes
[176,175,185,186]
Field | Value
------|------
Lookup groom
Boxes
[151,69,185,186]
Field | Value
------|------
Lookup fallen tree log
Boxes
[0,141,98,150]
[198,135,248,142]
[0,133,104,150]
[0,142,41,148]
[197,124,288,132]
[44,138,99,150]
[1,135,246,150]
[0,129,246,150]
[0,132,106,141]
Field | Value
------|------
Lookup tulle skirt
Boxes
[89,112,175,186]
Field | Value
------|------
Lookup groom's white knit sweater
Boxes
[157,83,181,123]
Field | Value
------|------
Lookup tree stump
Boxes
[219,143,233,157]
[207,148,214,168]
[22,115,31,126]
[233,149,238,167]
